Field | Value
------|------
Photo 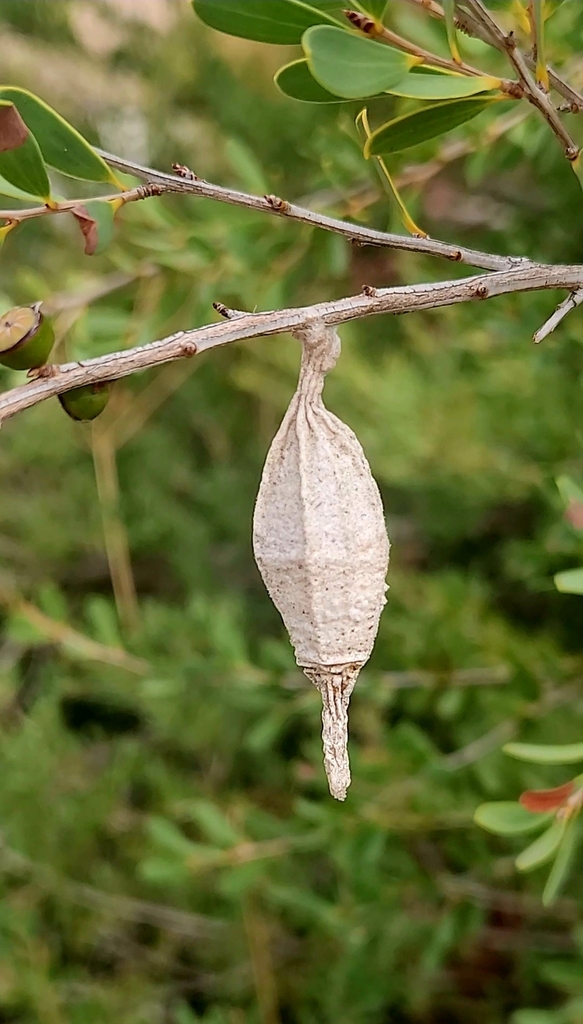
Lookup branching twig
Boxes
[1,262,583,428]
[463,0,579,158]
[95,149,527,273]
[344,8,518,86]
[0,184,164,225]
[533,288,583,343]
[398,0,583,110]
[0,835,225,940]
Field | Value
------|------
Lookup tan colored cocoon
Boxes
[253,323,390,800]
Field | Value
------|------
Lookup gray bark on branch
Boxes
[1,262,582,428]
[95,149,528,273]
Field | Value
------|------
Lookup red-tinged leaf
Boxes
[0,103,28,152]
[71,204,99,255]
[0,101,51,200]
[71,199,116,256]
[519,780,575,813]
[565,501,583,530]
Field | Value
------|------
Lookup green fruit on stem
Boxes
[0,303,55,370]
[58,382,111,422]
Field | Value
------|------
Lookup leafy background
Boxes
[0,0,583,1021]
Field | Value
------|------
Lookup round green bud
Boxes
[58,381,111,422]
[0,303,55,370]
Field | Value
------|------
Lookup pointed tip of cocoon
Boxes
[304,664,362,801]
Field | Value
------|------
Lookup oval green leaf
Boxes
[0,87,116,185]
[515,818,566,873]
[389,71,501,100]
[303,25,416,99]
[0,173,40,202]
[474,801,551,836]
[542,817,580,906]
[356,0,387,16]
[365,96,501,156]
[147,816,198,858]
[0,102,50,201]
[556,474,583,508]
[275,59,345,103]
[192,0,342,44]
[443,0,461,63]
[504,741,583,765]
[555,567,583,595]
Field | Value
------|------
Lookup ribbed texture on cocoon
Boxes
[253,323,390,799]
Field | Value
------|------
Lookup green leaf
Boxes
[443,0,462,64]
[542,817,580,906]
[0,87,117,185]
[556,474,583,507]
[389,71,501,100]
[354,0,387,16]
[147,816,197,857]
[365,96,501,156]
[186,800,241,848]
[275,59,344,103]
[533,0,549,89]
[511,1012,563,1024]
[504,741,583,765]
[0,173,40,202]
[0,102,50,201]
[356,106,427,236]
[544,0,570,17]
[303,25,416,99]
[516,817,566,872]
[191,0,342,44]
[474,801,552,836]
[555,567,583,595]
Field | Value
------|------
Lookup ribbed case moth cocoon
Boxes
[253,323,390,799]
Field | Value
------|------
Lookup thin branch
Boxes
[95,149,527,273]
[344,8,514,83]
[533,288,583,343]
[0,835,225,940]
[1,262,583,428]
[91,427,140,635]
[440,720,517,769]
[378,664,511,689]
[0,184,163,225]
[463,0,578,158]
[378,23,517,85]
[399,0,583,110]
[461,0,577,151]
[0,588,148,674]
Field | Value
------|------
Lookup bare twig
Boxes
[0,836,225,940]
[379,664,511,690]
[459,0,577,158]
[398,0,583,110]
[91,428,140,634]
[344,8,515,84]
[95,149,527,273]
[242,898,280,1024]
[463,0,578,158]
[439,872,577,921]
[533,288,583,343]
[441,720,517,769]
[0,184,163,225]
[0,588,147,674]
[1,263,583,428]
[42,269,153,316]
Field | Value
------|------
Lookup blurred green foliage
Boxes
[1,1,583,1021]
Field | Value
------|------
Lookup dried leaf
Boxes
[520,780,575,813]
[71,204,99,255]
[0,103,28,153]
